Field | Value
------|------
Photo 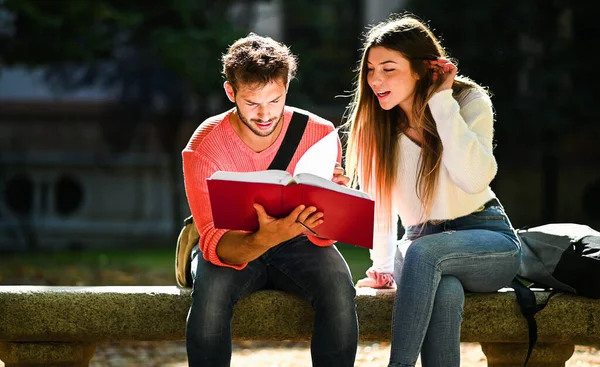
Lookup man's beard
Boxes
[235,103,284,137]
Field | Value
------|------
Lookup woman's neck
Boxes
[398,101,417,129]
[399,110,418,130]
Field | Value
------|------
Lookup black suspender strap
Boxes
[267,111,309,171]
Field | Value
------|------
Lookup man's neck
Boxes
[230,110,284,153]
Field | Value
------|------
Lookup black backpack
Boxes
[511,223,600,366]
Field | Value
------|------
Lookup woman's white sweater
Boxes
[368,88,498,274]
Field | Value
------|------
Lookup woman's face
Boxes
[366,46,419,112]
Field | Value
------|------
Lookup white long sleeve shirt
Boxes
[368,88,498,274]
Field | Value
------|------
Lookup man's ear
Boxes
[224,81,235,103]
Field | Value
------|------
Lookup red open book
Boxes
[206,170,375,249]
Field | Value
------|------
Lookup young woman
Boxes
[344,14,521,367]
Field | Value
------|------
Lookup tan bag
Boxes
[175,215,199,288]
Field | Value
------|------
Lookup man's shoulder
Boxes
[184,109,232,153]
[196,110,231,136]
[286,106,335,130]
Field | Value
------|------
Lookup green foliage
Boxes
[151,23,242,95]
[0,246,371,285]
[282,0,363,109]
[1,0,246,95]
[338,245,371,281]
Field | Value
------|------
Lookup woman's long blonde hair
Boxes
[344,13,488,228]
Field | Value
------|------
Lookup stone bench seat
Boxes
[0,286,599,366]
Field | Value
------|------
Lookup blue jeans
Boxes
[389,199,521,367]
[186,235,358,367]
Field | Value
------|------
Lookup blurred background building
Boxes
[1,0,598,251]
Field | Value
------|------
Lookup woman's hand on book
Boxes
[332,163,350,186]
[253,203,324,245]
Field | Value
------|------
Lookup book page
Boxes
[293,129,338,180]
[294,173,371,199]
[209,169,292,184]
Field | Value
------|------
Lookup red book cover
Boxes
[206,170,375,249]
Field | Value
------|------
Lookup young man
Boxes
[182,33,358,367]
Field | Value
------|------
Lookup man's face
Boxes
[226,79,287,138]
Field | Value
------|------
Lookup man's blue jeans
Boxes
[186,235,358,367]
[389,200,521,367]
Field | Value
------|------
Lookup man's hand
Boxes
[216,203,325,265]
[254,203,324,246]
[332,163,350,186]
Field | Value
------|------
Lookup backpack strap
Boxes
[183,215,194,226]
[511,277,558,367]
[267,111,309,170]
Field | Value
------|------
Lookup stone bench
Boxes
[0,286,598,367]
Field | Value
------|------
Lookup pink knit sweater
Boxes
[182,106,342,269]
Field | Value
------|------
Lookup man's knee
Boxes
[309,270,357,317]
[189,265,247,324]
[187,281,237,346]
[191,256,247,295]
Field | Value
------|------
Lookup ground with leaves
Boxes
[87,341,600,366]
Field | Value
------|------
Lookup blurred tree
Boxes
[403,0,595,223]
[282,0,363,113]
[0,0,260,238]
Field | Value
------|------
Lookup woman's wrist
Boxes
[365,268,395,288]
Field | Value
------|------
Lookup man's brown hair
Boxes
[222,33,298,91]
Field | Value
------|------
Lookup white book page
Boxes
[293,129,338,180]
[294,173,371,199]
[209,170,371,198]
[209,169,292,185]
